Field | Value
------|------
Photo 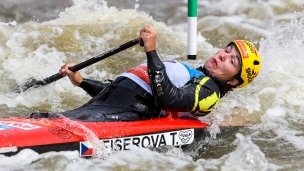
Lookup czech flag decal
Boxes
[80,142,93,156]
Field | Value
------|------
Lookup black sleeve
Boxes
[78,78,110,97]
[146,50,220,115]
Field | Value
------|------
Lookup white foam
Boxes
[265,106,286,118]
[0,0,304,169]
[0,149,40,167]
[222,133,269,171]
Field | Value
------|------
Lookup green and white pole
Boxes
[187,0,197,60]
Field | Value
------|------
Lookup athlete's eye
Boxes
[225,46,232,53]
[230,56,237,66]
[231,59,235,65]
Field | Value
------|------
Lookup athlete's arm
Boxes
[139,25,220,115]
[146,50,220,115]
[79,79,110,97]
[59,63,110,97]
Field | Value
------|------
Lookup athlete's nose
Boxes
[219,53,229,62]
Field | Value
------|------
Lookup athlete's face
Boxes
[204,45,242,84]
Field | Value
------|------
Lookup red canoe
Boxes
[0,115,210,157]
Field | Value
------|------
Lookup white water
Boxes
[0,0,304,170]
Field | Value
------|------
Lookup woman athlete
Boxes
[58,25,262,121]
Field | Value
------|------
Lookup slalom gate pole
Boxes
[187,0,197,60]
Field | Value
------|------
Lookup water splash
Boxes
[222,133,269,171]
[24,115,109,159]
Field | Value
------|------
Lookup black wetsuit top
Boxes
[59,77,160,121]
[32,50,220,122]
[146,50,220,116]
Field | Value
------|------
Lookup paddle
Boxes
[15,39,144,93]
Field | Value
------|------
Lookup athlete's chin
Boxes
[204,62,214,73]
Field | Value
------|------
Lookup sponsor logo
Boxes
[179,130,193,143]
[235,40,258,59]
[79,129,194,157]
[48,127,73,139]
[154,71,164,96]
[0,121,40,130]
[235,40,249,58]
[245,68,255,83]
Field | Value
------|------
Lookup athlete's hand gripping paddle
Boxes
[15,39,144,93]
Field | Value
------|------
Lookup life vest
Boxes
[116,60,204,118]
[116,60,203,93]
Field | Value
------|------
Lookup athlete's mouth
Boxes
[212,58,217,66]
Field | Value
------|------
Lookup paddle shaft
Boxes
[20,39,142,92]
[41,39,140,85]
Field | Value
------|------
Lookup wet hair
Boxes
[233,70,244,88]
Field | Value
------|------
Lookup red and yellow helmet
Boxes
[231,40,262,88]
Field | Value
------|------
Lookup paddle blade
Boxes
[14,77,45,93]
